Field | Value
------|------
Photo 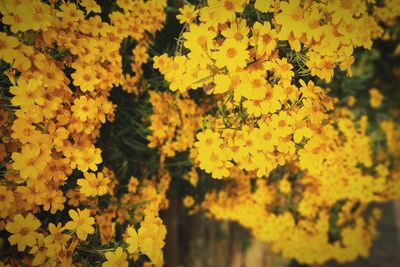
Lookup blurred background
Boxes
[160,194,400,267]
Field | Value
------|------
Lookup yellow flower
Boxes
[177,5,199,24]
[12,143,48,179]
[11,119,41,144]
[71,96,98,122]
[213,38,249,72]
[42,189,66,214]
[76,145,102,172]
[10,79,44,108]
[369,88,384,108]
[3,1,52,32]
[0,32,20,64]
[138,215,167,266]
[81,0,102,13]
[293,121,313,143]
[275,0,307,40]
[44,223,71,255]
[222,19,250,43]
[235,71,267,100]
[183,196,195,207]
[57,239,79,267]
[347,96,356,106]
[102,247,128,267]
[132,44,148,65]
[268,57,294,80]
[257,122,278,152]
[65,209,95,241]
[153,54,172,73]
[213,73,231,94]
[6,213,41,251]
[127,176,139,193]
[28,1,53,31]
[195,129,223,156]
[2,3,32,33]
[66,189,87,207]
[77,172,110,197]
[125,226,139,254]
[71,66,100,92]
[208,0,247,23]
[56,3,85,28]
[0,186,14,218]
[29,233,48,266]
[183,24,216,56]
[251,21,278,57]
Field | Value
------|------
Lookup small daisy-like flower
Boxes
[65,209,95,241]
[6,213,41,251]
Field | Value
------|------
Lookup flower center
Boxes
[224,1,234,10]
[83,74,91,81]
[20,227,29,236]
[197,36,207,46]
[262,33,272,44]
[291,8,303,21]
[205,138,213,146]
[263,132,272,141]
[226,47,237,58]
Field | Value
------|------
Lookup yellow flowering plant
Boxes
[152,0,400,265]
[0,0,168,266]
[0,0,399,266]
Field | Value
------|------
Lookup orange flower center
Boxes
[252,79,262,88]
[26,91,34,99]
[210,154,219,161]
[224,1,234,10]
[263,132,272,141]
[197,36,207,46]
[27,158,38,166]
[83,74,91,81]
[291,8,303,21]
[75,217,85,226]
[226,47,237,58]
[20,227,29,236]
[205,138,213,146]
[262,33,272,44]
[47,71,55,79]
[24,127,33,136]
[234,32,242,41]
[14,15,23,23]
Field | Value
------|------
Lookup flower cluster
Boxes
[153,0,400,264]
[147,91,203,160]
[1,0,399,266]
[202,114,400,264]
[0,0,167,266]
